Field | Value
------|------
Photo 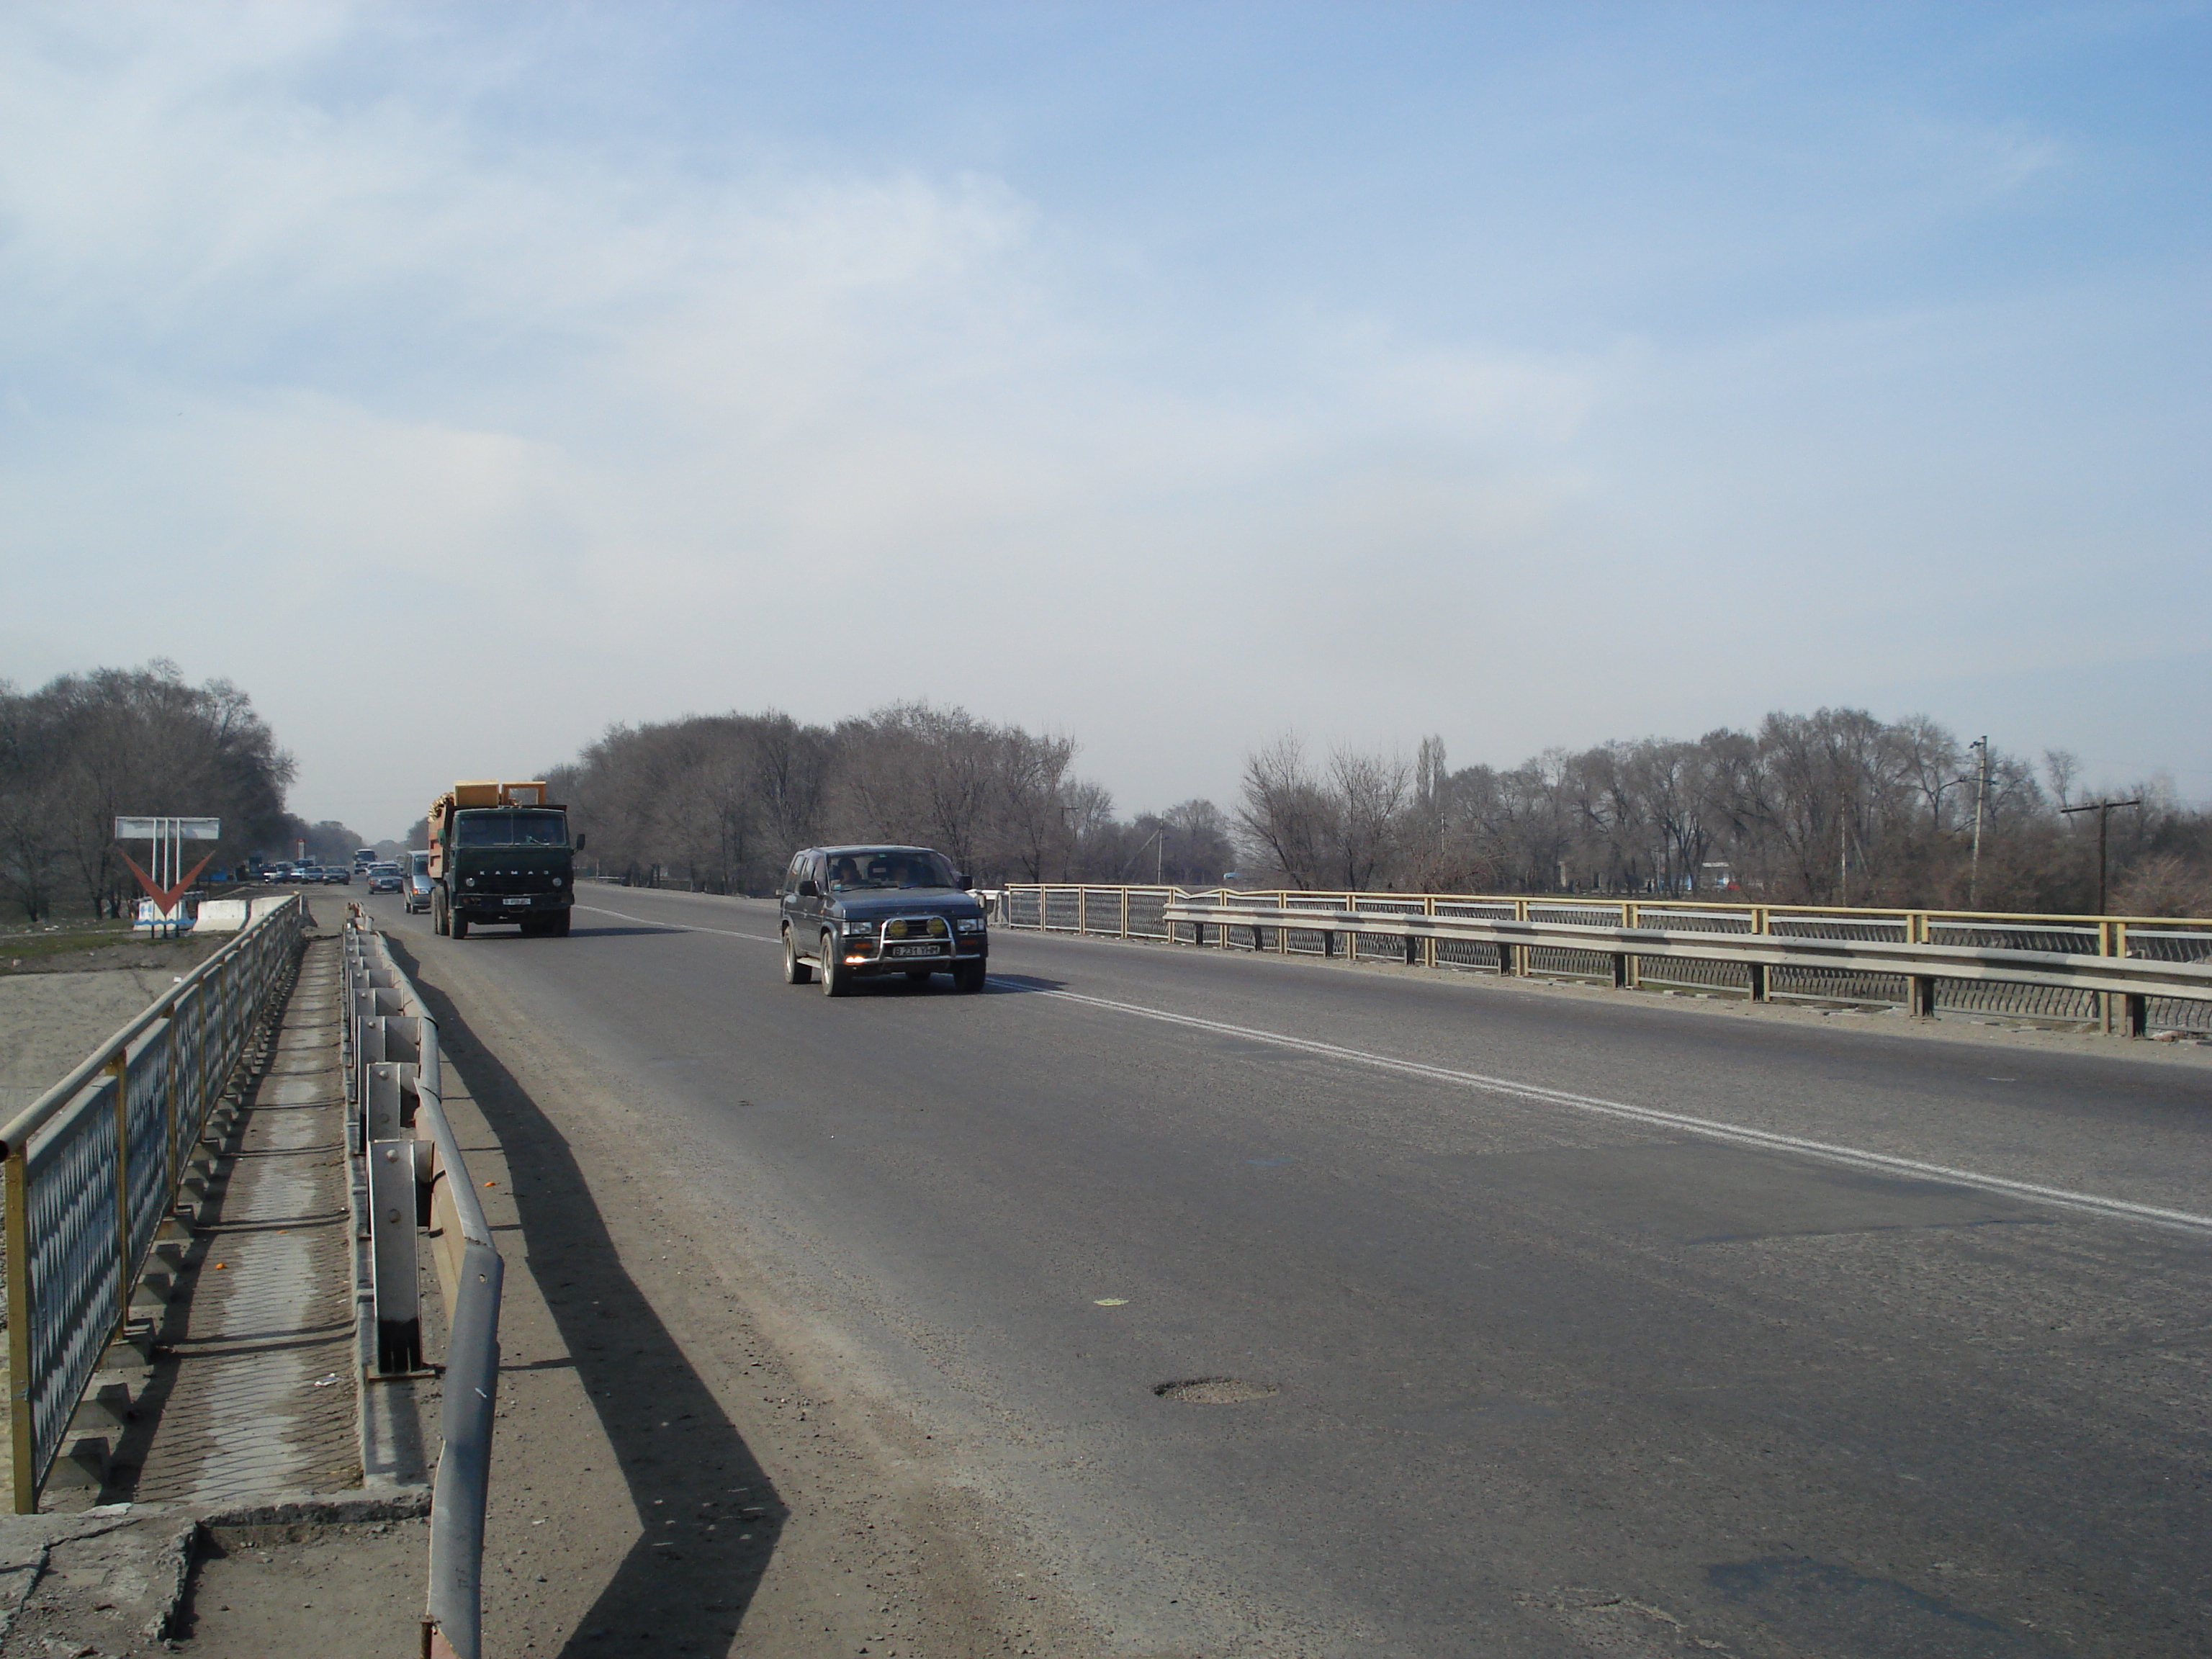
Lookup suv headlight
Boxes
[843,919,877,935]
[955,917,985,934]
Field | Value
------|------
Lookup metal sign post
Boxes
[114,817,222,936]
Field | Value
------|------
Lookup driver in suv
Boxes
[779,844,989,995]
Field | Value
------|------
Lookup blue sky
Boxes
[3,2,2206,837]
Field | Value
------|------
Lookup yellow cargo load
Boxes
[451,781,503,807]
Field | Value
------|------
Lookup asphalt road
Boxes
[374,884,2212,1659]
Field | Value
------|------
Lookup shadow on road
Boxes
[387,938,785,1658]
[980,973,1068,994]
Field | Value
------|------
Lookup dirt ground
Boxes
[171,1517,432,1657]
[0,966,207,1120]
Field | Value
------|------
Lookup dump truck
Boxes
[426,780,584,939]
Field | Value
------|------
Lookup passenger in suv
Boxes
[779,845,988,995]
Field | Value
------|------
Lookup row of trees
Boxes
[12,673,2180,923]
[1233,711,2212,914]
[555,700,2210,916]
[551,702,1233,895]
[0,662,295,922]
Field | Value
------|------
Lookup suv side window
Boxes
[782,855,805,897]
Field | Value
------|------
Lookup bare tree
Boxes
[1235,736,1332,889]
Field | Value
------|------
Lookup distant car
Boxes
[367,863,403,894]
[325,865,351,884]
[404,851,433,914]
[778,844,988,995]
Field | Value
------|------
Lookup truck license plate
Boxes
[503,896,530,907]
[887,943,944,958]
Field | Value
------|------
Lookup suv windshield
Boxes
[454,809,569,848]
[827,849,957,891]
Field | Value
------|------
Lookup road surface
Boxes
[375,884,2212,1658]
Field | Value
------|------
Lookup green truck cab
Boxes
[426,780,583,939]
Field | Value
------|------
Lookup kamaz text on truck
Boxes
[426,780,584,939]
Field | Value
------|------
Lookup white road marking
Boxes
[576,903,781,943]
[571,904,2212,1236]
[1026,986,2212,1236]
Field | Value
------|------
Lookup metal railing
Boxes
[339,914,503,1659]
[0,894,307,1511]
[999,886,2212,1035]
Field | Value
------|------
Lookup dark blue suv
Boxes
[778,845,989,995]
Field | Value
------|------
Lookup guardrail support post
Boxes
[369,1140,422,1375]
[1910,976,1937,1018]
[2124,994,2149,1038]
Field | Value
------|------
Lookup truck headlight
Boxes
[552,876,564,887]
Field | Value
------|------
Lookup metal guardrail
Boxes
[340,914,502,1659]
[0,894,307,1511]
[999,886,2212,1035]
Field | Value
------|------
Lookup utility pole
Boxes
[2061,797,2144,915]
[1967,736,1990,907]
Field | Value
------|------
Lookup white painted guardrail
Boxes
[0,894,307,1510]
[341,912,503,1659]
[999,885,2212,1036]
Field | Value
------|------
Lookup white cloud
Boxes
[0,4,2203,828]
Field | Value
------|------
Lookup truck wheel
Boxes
[820,931,850,997]
[433,891,449,937]
[954,960,987,994]
[451,908,469,940]
[549,912,570,938]
[783,930,814,984]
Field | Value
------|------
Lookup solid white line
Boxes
[575,903,781,943]
[1023,985,2212,1236]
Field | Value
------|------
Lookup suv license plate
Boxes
[887,943,945,958]
[503,896,531,907]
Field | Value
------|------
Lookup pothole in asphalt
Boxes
[1153,1377,1279,1404]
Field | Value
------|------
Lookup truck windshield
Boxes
[827,849,957,891]
[454,809,569,848]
